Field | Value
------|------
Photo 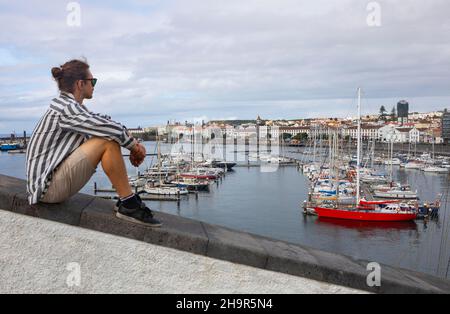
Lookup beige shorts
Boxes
[41,147,96,203]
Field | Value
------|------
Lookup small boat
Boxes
[180,168,218,180]
[384,158,401,165]
[144,185,189,195]
[372,184,418,199]
[422,166,449,173]
[404,162,424,169]
[373,189,418,199]
[128,177,147,188]
[256,154,294,165]
[417,206,439,219]
[194,167,225,176]
[360,175,388,184]
[171,177,210,191]
[0,143,21,151]
[211,160,236,170]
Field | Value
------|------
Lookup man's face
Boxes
[82,70,95,99]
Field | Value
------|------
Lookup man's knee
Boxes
[84,137,119,151]
[80,137,120,166]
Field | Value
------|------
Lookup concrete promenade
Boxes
[0,210,365,293]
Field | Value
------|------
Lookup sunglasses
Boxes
[82,78,98,87]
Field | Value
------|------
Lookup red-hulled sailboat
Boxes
[314,88,417,222]
[314,205,417,221]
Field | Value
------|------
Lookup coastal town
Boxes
[124,101,450,146]
[2,101,450,154]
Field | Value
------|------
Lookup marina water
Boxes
[1,141,449,280]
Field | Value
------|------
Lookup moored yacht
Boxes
[422,166,449,173]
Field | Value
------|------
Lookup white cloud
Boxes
[0,0,450,133]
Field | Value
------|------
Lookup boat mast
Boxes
[432,136,435,160]
[371,139,375,169]
[356,87,362,205]
[313,127,317,164]
[390,137,394,182]
[157,133,162,186]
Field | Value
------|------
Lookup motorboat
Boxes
[373,187,418,199]
[171,177,210,191]
[384,158,401,165]
[180,169,218,180]
[144,184,189,195]
[201,159,237,170]
[404,162,424,169]
[422,166,449,173]
[0,143,21,151]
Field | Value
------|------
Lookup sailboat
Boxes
[422,166,449,173]
[170,177,210,191]
[314,88,417,222]
[144,185,189,195]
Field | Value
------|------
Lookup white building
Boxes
[396,128,412,143]
[278,126,311,138]
[378,125,428,143]
[409,127,421,143]
[378,125,402,142]
[344,125,382,140]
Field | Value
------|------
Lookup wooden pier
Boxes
[97,194,181,202]
[94,182,183,202]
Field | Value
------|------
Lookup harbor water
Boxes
[1,141,449,280]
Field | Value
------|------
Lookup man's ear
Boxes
[76,80,83,90]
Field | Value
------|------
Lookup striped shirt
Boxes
[26,92,136,204]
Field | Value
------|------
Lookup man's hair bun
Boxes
[51,59,90,92]
[51,67,63,79]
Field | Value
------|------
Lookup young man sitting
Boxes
[26,59,161,227]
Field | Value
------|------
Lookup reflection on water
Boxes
[0,143,449,280]
[317,217,418,232]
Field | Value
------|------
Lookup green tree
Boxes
[292,133,308,141]
[282,133,292,141]
[390,106,397,121]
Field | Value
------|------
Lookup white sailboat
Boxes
[384,158,401,165]
[404,161,424,169]
[144,185,189,195]
[422,166,449,173]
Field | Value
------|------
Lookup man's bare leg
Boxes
[77,137,161,227]
[78,137,133,198]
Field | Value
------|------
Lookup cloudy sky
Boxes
[0,0,449,133]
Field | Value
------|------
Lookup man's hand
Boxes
[130,142,146,167]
